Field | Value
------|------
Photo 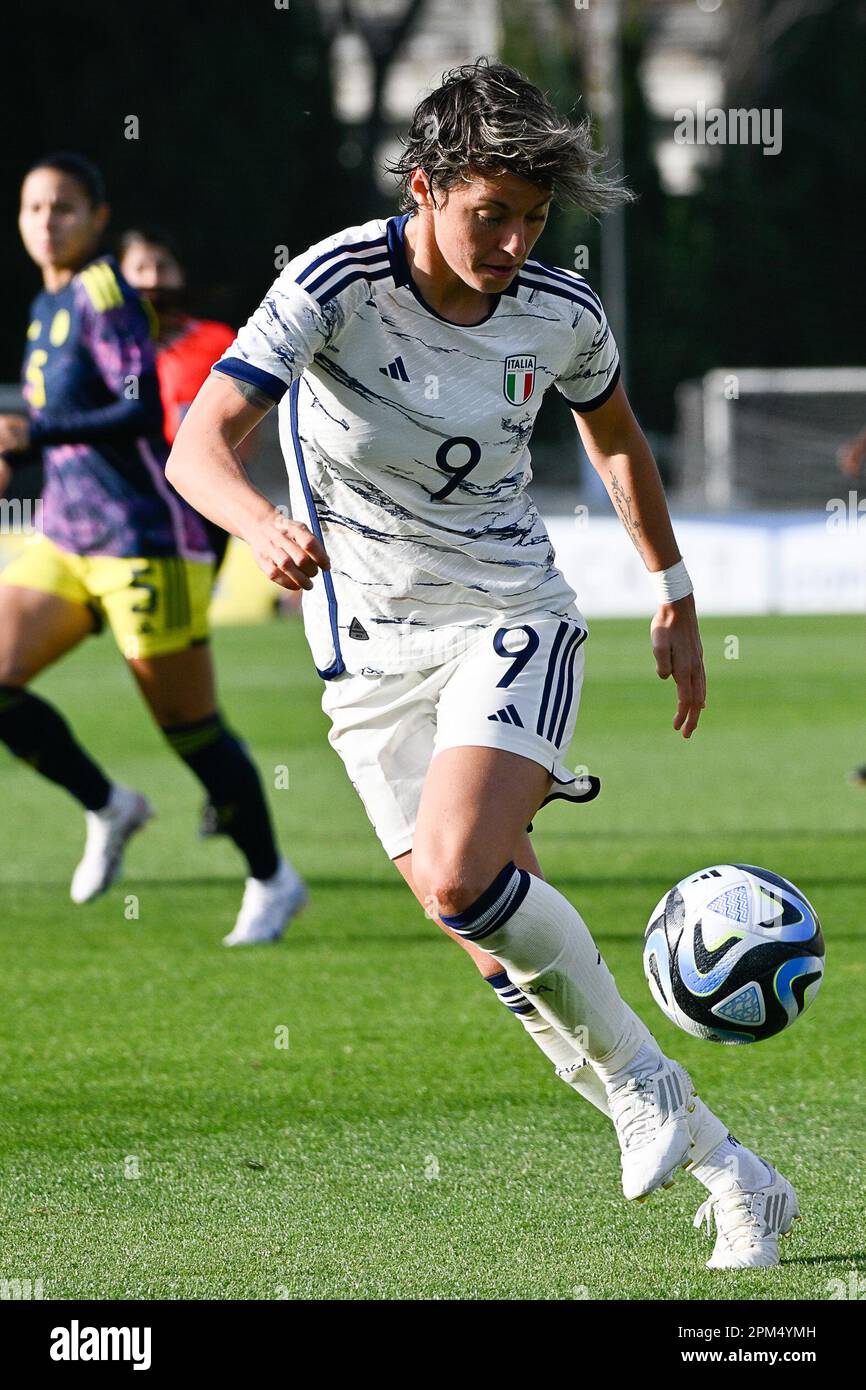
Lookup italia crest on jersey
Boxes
[503,354,536,406]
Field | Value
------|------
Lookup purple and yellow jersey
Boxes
[22,256,211,559]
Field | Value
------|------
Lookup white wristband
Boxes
[651,559,693,604]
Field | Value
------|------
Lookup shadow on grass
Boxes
[783,1251,866,1269]
[5,869,866,901]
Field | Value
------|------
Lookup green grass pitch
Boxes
[0,613,863,1300]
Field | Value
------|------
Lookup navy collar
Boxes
[386,212,517,326]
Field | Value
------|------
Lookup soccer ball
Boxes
[643,864,825,1043]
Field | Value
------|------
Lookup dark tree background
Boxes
[683,0,866,382]
[2,0,863,449]
[0,0,359,375]
[624,0,866,434]
[503,0,865,449]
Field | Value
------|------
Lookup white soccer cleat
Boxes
[222,858,308,946]
[70,784,154,904]
[694,1165,800,1269]
[609,1058,695,1201]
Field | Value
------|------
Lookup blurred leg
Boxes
[128,644,280,880]
[0,585,111,809]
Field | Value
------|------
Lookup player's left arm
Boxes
[3,282,164,452]
[572,380,705,739]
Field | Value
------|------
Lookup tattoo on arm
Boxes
[609,473,643,552]
[226,376,276,412]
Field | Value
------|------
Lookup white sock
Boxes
[689,1135,774,1195]
[443,862,644,1068]
[594,1039,663,1091]
[484,969,612,1115]
[484,969,736,1156]
[555,1056,611,1116]
[484,969,581,1068]
[471,876,740,1174]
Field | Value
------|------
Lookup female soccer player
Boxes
[117,225,236,571]
[0,152,305,945]
[119,225,259,837]
[166,63,799,1266]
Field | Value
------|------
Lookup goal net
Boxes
[674,368,866,511]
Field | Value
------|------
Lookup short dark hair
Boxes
[117,225,185,270]
[388,57,632,217]
[24,151,107,207]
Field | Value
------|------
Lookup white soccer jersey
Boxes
[214,214,620,677]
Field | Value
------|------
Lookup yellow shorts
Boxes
[0,537,213,659]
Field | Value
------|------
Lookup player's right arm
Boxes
[166,259,336,592]
[166,373,328,592]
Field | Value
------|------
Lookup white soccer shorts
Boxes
[322,610,599,859]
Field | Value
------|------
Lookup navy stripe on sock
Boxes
[440,862,531,941]
[485,969,535,1015]
[485,969,510,989]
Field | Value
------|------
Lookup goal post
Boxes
[675,367,866,511]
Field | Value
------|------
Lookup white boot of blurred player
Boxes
[222,857,308,946]
[70,783,154,904]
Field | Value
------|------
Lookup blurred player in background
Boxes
[118,226,235,570]
[120,225,250,836]
[0,152,305,944]
[167,62,800,1266]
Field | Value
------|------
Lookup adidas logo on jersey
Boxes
[379,356,409,382]
[487,704,524,727]
[348,617,369,640]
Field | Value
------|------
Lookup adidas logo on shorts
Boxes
[487,704,523,727]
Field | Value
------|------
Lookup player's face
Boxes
[18,168,107,273]
[429,171,551,294]
[120,240,185,291]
